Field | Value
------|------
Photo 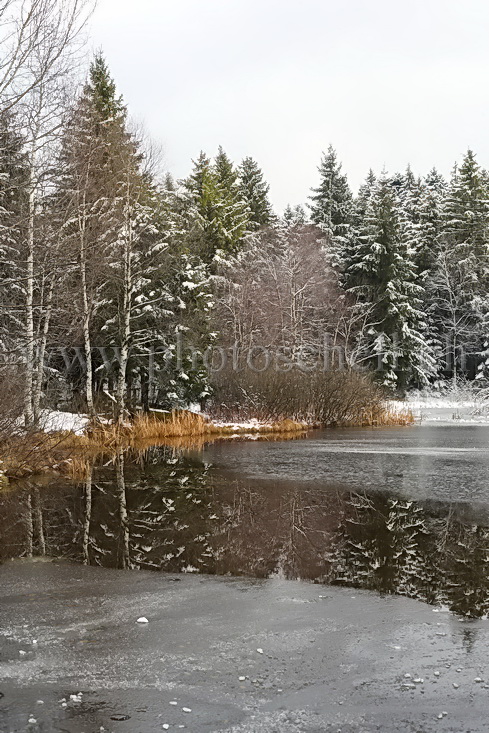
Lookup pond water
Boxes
[2,423,489,618]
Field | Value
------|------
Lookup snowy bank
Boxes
[390,396,489,425]
[40,411,89,436]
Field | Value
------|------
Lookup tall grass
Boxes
[1,430,88,478]
[86,410,310,447]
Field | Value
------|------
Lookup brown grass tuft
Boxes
[359,404,414,427]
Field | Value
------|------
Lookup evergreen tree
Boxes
[352,169,376,230]
[84,53,126,122]
[308,145,353,263]
[342,169,376,287]
[283,203,307,227]
[396,166,423,259]
[346,173,436,388]
[213,146,249,251]
[182,151,222,262]
[238,156,274,229]
[430,151,489,379]
[183,147,249,262]
[56,53,130,412]
[416,168,446,279]
[442,150,489,270]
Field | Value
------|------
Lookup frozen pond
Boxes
[2,562,489,733]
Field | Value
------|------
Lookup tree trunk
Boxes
[82,465,92,565]
[79,222,94,416]
[115,201,133,424]
[115,448,130,569]
[33,278,54,424]
[24,185,35,426]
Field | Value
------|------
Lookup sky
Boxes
[89,0,489,211]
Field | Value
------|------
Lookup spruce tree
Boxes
[238,156,274,229]
[416,168,446,280]
[342,169,376,288]
[346,173,436,388]
[308,145,353,262]
[283,204,307,228]
[431,151,489,379]
[57,53,148,414]
[442,150,489,270]
[182,151,222,261]
[183,147,249,261]
[352,169,376,230]
[84,53,126,122]
[214,146,249,251]
[396,166,422,259]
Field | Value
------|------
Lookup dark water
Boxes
[2,424,489,618]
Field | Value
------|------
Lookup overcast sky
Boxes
[89,0,489,210]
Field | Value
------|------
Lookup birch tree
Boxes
[0,0,94,425]
[0,0,93,112]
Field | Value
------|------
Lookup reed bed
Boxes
[358,404,414,427]
[86,410,310,446]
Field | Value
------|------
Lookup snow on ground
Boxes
[390,396,489,424]
[211,418,272,430]
[40,411,89,436]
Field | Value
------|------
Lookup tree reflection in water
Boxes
[2,444,489,618]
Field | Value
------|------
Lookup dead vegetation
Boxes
[86,411,309,447]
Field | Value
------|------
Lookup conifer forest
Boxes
[2,3,489,433]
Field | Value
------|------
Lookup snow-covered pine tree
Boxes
[133,169,214,410]
[430,151,489,380]
[345,173,436,389]
[308,145,353,266]
[282,203,307,228]
[395,166,423,260]
[442,150,489,270]
[55,53,134,414]
[80,60,212,419]
[415,168,446,281]
[213,146,249,253]
[352,169,376,230]
[342,169,376,289]
[182,151,222,262]
[182,147,250,262]
[238,156,274,229]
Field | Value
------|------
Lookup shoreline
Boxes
[1,405,413,481]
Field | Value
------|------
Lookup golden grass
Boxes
[1,412,310,479]
[86,410,310,444]
[358,404,415,427]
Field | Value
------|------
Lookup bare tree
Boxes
[214,224,347,363]
[0,0,94,112]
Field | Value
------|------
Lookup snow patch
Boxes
[40,410,89,436]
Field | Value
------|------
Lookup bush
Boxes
[209,367,387,426]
